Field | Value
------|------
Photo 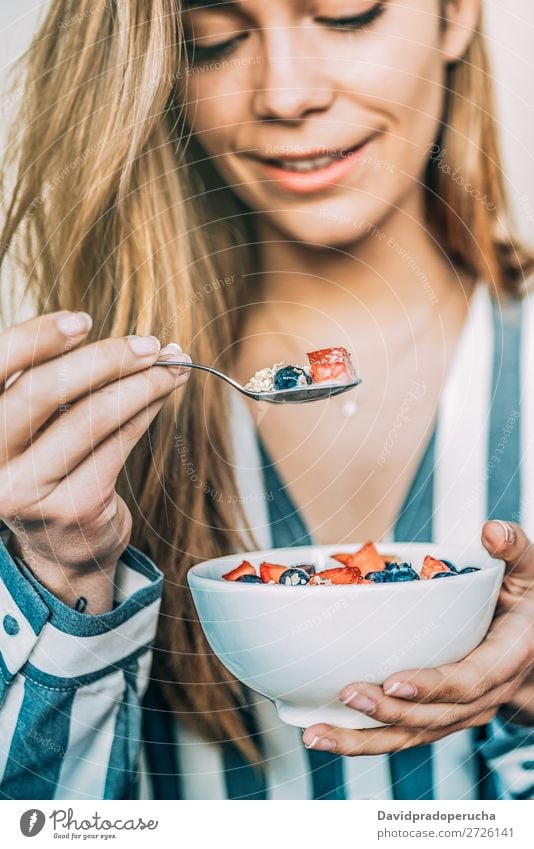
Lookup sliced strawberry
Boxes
[330,553,354,567]
[421,555,452,580]
[306,347,356,385]
[319,566,363,584]
[259,562,287,584]
[223,560,256,581]
[332,542,385,576]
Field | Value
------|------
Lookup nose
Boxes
[252,29,334,121]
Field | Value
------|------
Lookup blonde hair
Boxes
[1,0,532,762]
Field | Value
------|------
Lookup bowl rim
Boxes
[187,541,505,591]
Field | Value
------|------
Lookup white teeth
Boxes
[273,154,338,172]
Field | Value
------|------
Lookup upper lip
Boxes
[246,135,374,163]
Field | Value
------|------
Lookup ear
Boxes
[440,0,482,63]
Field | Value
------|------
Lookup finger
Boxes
[302,711,497,757]
[481,520,534,593]
[19,353,191,491]
[0,333,168,458]
[0,310,92,391]
[381,607,534,704]
[339,680,514,730]
[40,396,168,529]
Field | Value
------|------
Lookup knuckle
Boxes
[146,364,178,395]
[45,488,115,529]
[455,663,484,702]
[0,459,28,501]
[79,337,128,384]
[397,734,422,752]
[128,367,174,405]
[334,733,363,757]
[497,683,518,705]
[381,701,416,726]
[99,337,131,375]
[83,339,119,380]
[116,415,140,439]
[469,709,497,728]
[64,499,109,529]
[436,704,464,728]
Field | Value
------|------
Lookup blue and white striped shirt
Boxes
[1,280,534,800]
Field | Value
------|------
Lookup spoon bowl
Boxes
[154,360,362,404]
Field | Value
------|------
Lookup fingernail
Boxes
[303,735,336,752]
[342,692,376,713]
[127,335,161,356]
[161,352,192,376]
[160,342,183,355]
[493,520,516,546]
[384,682,417,698]
[56,311,93,337]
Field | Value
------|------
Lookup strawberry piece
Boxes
[330,553,353,567]
[259,562,287,584]
[306,347,356,385]
[319,566,363,584]
[421,555,452,580]
[332,542,384,576]
[223,560,256,581]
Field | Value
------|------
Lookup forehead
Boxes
[182,0,307,9]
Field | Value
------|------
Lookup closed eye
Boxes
[186,32,248,64]
[318,1,387,31]
[186,1,387,67]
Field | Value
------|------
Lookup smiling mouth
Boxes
[257,140,369,173]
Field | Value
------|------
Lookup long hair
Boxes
[1,0,532,762]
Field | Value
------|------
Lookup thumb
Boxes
[481,519,534,591]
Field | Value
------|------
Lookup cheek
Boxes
[337,16,445,177]
[181,71,251,156]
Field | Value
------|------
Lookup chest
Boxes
[237,320,466,544]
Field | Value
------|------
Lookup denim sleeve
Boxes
[0,531,163,800]
[478,714,534,800]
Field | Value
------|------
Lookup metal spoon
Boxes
[154,360,361,404]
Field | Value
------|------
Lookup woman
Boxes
[1,0,534,800]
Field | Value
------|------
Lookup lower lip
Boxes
[255,141,371,194]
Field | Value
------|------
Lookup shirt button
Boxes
[3,614,20,636]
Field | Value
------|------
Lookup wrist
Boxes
[8,535,119,614]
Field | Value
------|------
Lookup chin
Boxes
[264,208,372,251]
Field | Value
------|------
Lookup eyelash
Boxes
[319,1,387,31]
[188,2,386,65]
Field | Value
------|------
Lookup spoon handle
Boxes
[153,360,247,395]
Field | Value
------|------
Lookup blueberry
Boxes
[273,366,312,390]
[431,571,457,579]
[279,568,310,585]
[390,569,420,582]
[459,567,480,574]
[296,563,316,575]
[440,559,459,572]
[236,574,264,583]
[366,571,390,583]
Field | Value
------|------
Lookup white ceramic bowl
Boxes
[187,542,505,729]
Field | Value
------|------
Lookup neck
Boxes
[254,189,475,316]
